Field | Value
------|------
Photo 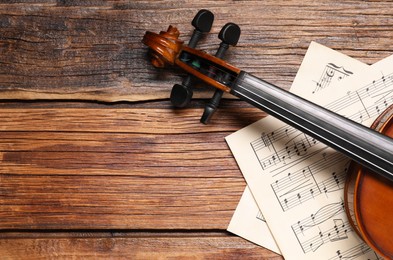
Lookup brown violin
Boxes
[142,9,393,258]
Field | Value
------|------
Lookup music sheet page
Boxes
[227,42,369,255]
[228,186,281,254]
[226,41,392,259]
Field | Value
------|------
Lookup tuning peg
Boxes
[170,10,214,108]
[216,22,241,58]
[200,23,241,124]
[190,9,214,47]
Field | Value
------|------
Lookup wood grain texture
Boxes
[0,105,264,230]
[2,1,393,258]
[1,0,393,102]
[0,232,282,260]
[0,103,277,257]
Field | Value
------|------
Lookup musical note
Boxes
[253,133,324,171]
[313,63,353,94]
[329,219,348,242]
[292,201,345,235]
[271,153,348,211]
[251,127,298,152]
[328,242,382,260]
[296,218,352,253]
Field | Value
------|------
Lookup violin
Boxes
[142,9,393,258]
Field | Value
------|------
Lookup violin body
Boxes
[345,105,393,258]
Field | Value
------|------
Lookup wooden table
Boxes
[0,1,391,258]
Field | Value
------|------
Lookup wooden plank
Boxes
[0,106,264,229]
[0,132,241,177]
[0,174,245,229]
[1,1,392,102]
[0,107,263,133]
[0,232,282,259]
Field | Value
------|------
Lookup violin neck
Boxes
[231,71,393,180]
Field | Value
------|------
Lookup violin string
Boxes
[180,54,239,86]
[189,57,392,128]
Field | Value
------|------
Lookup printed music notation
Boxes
[313,63,353,94]
[291,201,349,253]
[252,59,392,257]
[271,153,348,211]
[328,242,382,260]
[251,71,393,173]
[252,131,319,170]
[226,42,391,260]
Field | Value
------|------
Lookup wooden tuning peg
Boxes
[200,22,241,124]
[170,10,214,107]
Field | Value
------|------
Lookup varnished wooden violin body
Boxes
[345,105,393,257]
[142,9,393,258]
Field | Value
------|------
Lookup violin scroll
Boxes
[142,25,183,68]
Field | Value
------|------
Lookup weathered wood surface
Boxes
[1,0,393,259]
[0,102,278,258]
[0,105,264,230]
[1,0,393,102]
[0,232,281,260]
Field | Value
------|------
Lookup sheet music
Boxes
[227,42,369,255]
[227,186,281,254]
[226,41,391,259]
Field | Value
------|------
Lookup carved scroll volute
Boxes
[142,26,184,68]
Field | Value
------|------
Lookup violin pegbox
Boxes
[200,22,241,124]
[142,9,241,123]
[172,11,241,124]
[170,9,215,108]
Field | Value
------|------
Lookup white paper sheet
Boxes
[228,186,281,254]
[228,42,370,255]
[227,41,391,259]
